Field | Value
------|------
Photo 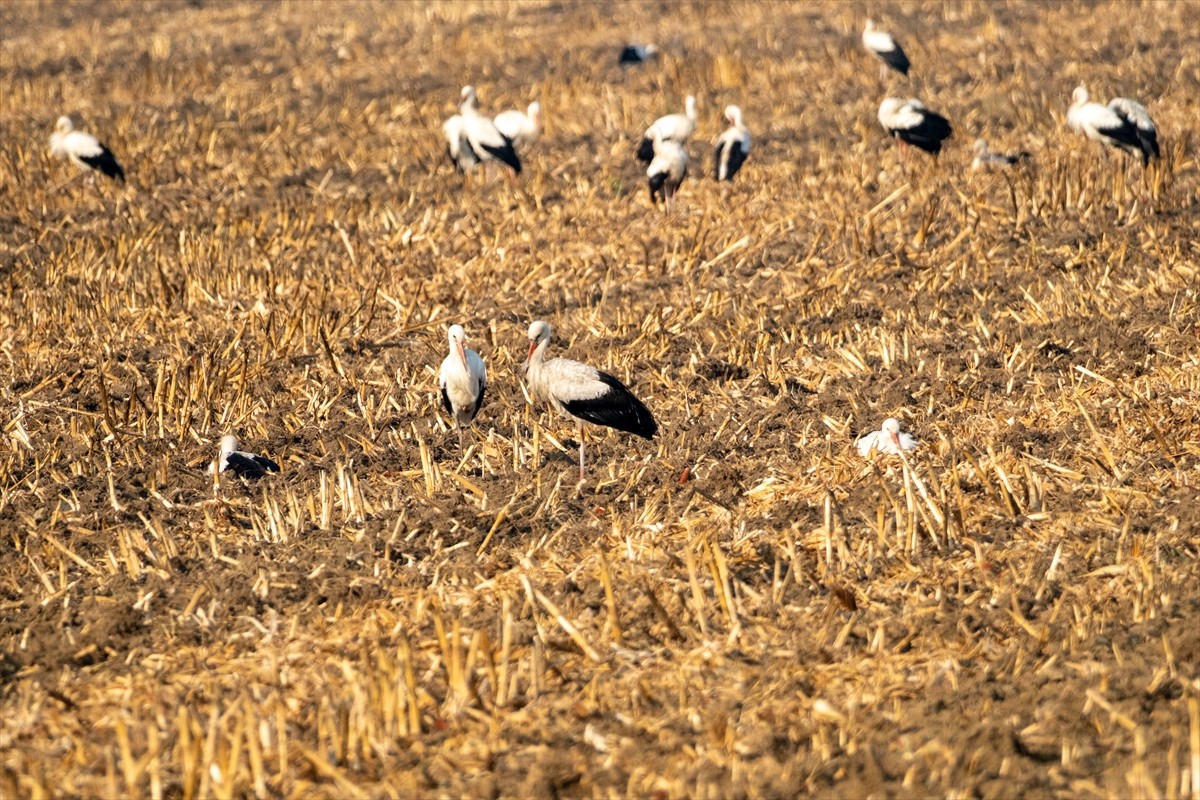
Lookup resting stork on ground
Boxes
[855,418,918,457]
[210,435,281,479]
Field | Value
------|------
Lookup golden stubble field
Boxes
[2,0,1199,797]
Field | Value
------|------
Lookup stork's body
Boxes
[455,85,522,175]
[636,95,696,163]
[862,19,911,79]
[443,114,480,173]
[49,116,125,182]
[439,324,487,449]
[1067,86,1159,166]
[647,131,688,208]
[211,435,281,479]
[713,105,751,181]
[523,321,657,481]
[855,418,918,457]
[493,101,541,151]
[878,97,952,156]
[972,139,1030,170]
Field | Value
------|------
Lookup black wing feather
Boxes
[224,452,280,479]
[648,170,668,202]
[715,140,748,181]
[879,44,910,75]
[636,136,655,164]
[480,139,522,173]
[440,384,454,416]
[619,45,646,65]
[467,377,486,423]
[896,111,952,154]
[563,372,657,439]
[79,146,125,182]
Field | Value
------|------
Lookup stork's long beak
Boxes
[889,431,901,449]
[526,339,537,363]
[455,339,468,366]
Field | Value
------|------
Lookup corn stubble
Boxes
[1,2,1199,798]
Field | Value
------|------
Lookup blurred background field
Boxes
[1,1,1199,796]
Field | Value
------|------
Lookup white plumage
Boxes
[1067,86,1159,165]
[48,116,125,182]
[636,95,697,163]
[453,86,522,175]
[523,320,657,480]
[647,131,689,207]
[443,114,480,173]
[878,97,952,156]
[439,324,487,448]
[862,19,911,77]
[493,101,541,151]
[855,418,918,457]
[713,105,751,181]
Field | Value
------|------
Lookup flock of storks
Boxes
[45,19,1163,483]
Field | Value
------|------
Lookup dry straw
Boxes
[1,1,1198,798]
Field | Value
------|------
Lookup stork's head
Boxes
[881,418,902,448]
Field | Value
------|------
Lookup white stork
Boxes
[855,418,918,458]
[1067,86,1160,166]
[456,85,522,175]
[971,139,1030,170]
[493,101,542,151]
[439,324,487,449]
[523,320,658,481]
[647,130,689,208]
[636,95,696,163]
[49,116,125,182]
[713,105,751,181]
[209,435,281,479]
[878,97,952,156]
[443,114,480,174]
[862,19,911,78]
[619,43,659,66]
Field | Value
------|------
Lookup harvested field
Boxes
[3,0,1200,797]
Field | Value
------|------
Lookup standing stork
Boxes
[456,85,522,175]
[636,95,697,163]
[713,105,751,181]
[209,435,281,479]
[49,116,125,182]
[494,101,542,151]
[647,130,689,209]
[1067,86,1159,166]
[862,19,911,79]
[443,114,480,173]
[439,324,487,449]
[855,418,918,457]
[523,320,657,481]
[878,97,952,156]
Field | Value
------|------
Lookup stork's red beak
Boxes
[526,339,537,362]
